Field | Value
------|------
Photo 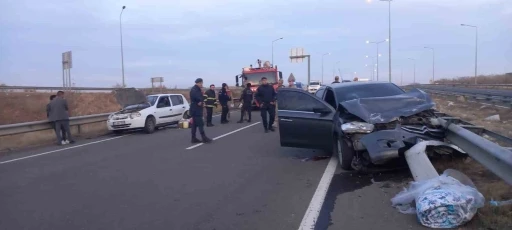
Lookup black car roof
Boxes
[328,81,393,89]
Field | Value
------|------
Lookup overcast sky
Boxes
[1,0,511,88]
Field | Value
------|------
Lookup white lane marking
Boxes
[185,122,261,150]
[0,135,129,165]
[298,156,338,230]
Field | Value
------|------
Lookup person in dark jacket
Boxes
[47,95,67,143]
[189,78,212,143]
[203,84,217,127]
[218,83,231,124]
[255,77,277,133]
[237,82,253,123]
[332,76,340,84]
[48,91,74,145]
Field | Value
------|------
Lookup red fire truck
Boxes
[235,59,283,108]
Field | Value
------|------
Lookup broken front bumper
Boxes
[357,126,449,165]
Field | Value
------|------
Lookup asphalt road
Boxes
[413,85,512,97]
[0,111,425,230]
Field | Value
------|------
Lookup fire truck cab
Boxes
[235,60,283,109]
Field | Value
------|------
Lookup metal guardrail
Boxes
[0,113,111,137]
[402,86,512,108]
[436,113,512,185]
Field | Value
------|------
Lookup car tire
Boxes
[335,136,355,170]
[144,117,156,134]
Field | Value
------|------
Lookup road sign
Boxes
[151,77,164,83]
[62,51,72,69]
[290,48,305,63]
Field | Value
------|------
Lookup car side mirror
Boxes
[313,107,330,114]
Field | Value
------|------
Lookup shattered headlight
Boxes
[341,122,375,134]
[129,112,141,119]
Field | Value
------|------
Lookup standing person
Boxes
[218,83,231,124]
[237,82,253,123]
[189,78,212,143]
[288,80,296,88]
[332,76,341,84]
[47,95,67,143]
[48,91,74,145]
[255,77,277,133]
[277,79,285,88]
[203,84,217,127]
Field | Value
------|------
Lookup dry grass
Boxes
[434,73,512,85]
[0,89,242,125]
[430,94,512,230]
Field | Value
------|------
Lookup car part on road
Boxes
[144,117,156,134]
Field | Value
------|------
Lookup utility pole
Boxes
[120,6,126,87]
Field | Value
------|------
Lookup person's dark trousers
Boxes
[221,105,229,123]
[239,105,252,122]
[206,107,214,125]
[260,103,276,131]
[191,116,206,137]
[54,120,73,144]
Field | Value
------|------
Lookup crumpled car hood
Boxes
[113,88,147,108]
[340,88,435,124]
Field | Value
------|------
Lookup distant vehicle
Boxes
[235,59,283,109]
[276,82,461,172]
[358,78,370,82]
[107,88,190,134]
[307,80,321,94]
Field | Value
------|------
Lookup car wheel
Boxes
[335,137,355,170]
[144,117,156,134]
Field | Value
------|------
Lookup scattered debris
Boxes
[484,114,500,121]
[391,169,484,228]
[456,95,466,102]
[447,101,454,106]
[489,199,512,207]
[301,156,330,162]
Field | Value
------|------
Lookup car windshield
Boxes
[335,83,405,102]
[147,95,158,106]
[310,82,320,85]
[244,72,277,85]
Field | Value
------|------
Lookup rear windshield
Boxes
[335,83,405,102]
[310,82,320,85]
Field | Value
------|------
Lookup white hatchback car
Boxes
[107,88,190,134]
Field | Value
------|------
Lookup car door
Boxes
[277,88,335,151]
[169,95,186,122]
[154,95,173,124]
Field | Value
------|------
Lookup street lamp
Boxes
[408,58,416,84]
[366,39,388,80]
[120,6,126,87]
[461,24,478,84]
[380,0,393,83]
[365,54,381,80]
[424,47,435,83]
[321,52,330,84]
[271,37,283,67]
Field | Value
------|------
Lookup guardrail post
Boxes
[77,124,81,134]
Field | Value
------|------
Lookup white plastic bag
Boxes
[391,169,485,228]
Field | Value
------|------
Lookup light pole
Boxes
[120,6,126,87]
[321,53,330,84]
[424,47,435,83]
[408,58,416,84]
[380,0,393,83]
[366,39,388,80]
[366,54,381,80]
[271,37,283,67]
[461,24,478,84]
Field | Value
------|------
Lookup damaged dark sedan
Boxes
[276,82,457,171]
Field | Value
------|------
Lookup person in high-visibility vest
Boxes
[203,84,218,127]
